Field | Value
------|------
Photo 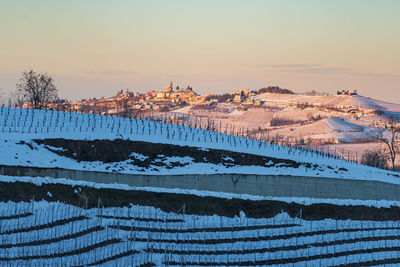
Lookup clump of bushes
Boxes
[258,86,294,95]
[361,149,389,169]
[270,117,301,127]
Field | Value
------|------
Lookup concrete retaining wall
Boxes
[0,165,399,201]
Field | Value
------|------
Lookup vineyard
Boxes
[1,199,400,266]
[1,107,400,266]
[0,107,364,163]
[0,107,398,183]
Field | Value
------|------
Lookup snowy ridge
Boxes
[0,107,398,184]
[257,93,400,113]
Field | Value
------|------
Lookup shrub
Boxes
[361,149,389,169]
[258,86,294,95]
[270,117,301,127]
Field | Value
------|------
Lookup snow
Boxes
[269,118,377,143]
[0,199,400,266]
[163,156,194,165]
[257,93,400,113]
[2,174,400,208]
[129,152,148,161]
[0,107,398,185]
[43,145,67,152]
[1,108,400,265]
[222,156,234,162]
[325,118,365,132]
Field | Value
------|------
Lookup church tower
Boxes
[169,81,173,89]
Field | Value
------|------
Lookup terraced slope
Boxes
[1,200,400,266]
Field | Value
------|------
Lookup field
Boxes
[1,180,400,266]
[1,107,400,266]
[0,107,398,183]
[171,94,400,156]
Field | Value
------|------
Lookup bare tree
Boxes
[372,121,400,171]
[0,88,5,106]
[16,70,58,109]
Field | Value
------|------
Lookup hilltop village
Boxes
[21,81,263,116]
[17,81,386,124]
[17,82,385,129]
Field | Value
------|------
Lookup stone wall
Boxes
[0,165,398,201]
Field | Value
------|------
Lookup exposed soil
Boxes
[0,215,87,235]
[98,215,184,223]
[128,225,400,245]
[0,212,32,220]
[0,225,104,249]
[109,223,300,233]
[165,245,400,266]
[0,180,399,221]
[32,139,327,171]
[146,235,400,255]
[85,249,146,267]
[0,238,121,261]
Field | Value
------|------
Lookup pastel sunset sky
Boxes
[0,0,399,102]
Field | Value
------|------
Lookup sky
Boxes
[0,0,399,103]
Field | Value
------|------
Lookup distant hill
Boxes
[257,93,400,113]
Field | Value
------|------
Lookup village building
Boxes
[337,90,358,96]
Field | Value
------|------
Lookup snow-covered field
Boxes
[268,118,377,143]
[257,93,400,112]
[1,107,400,266]
[1,200,400,266]
[170,93,400,149]
[321,142,400,167]
[0,107,399,184]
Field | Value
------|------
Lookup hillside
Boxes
[268,118,377,143]
[1,177,400,266]
[170,93,400,158]
[2,107,400,266]
[0,107,398,183]
[256,93,400,112]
